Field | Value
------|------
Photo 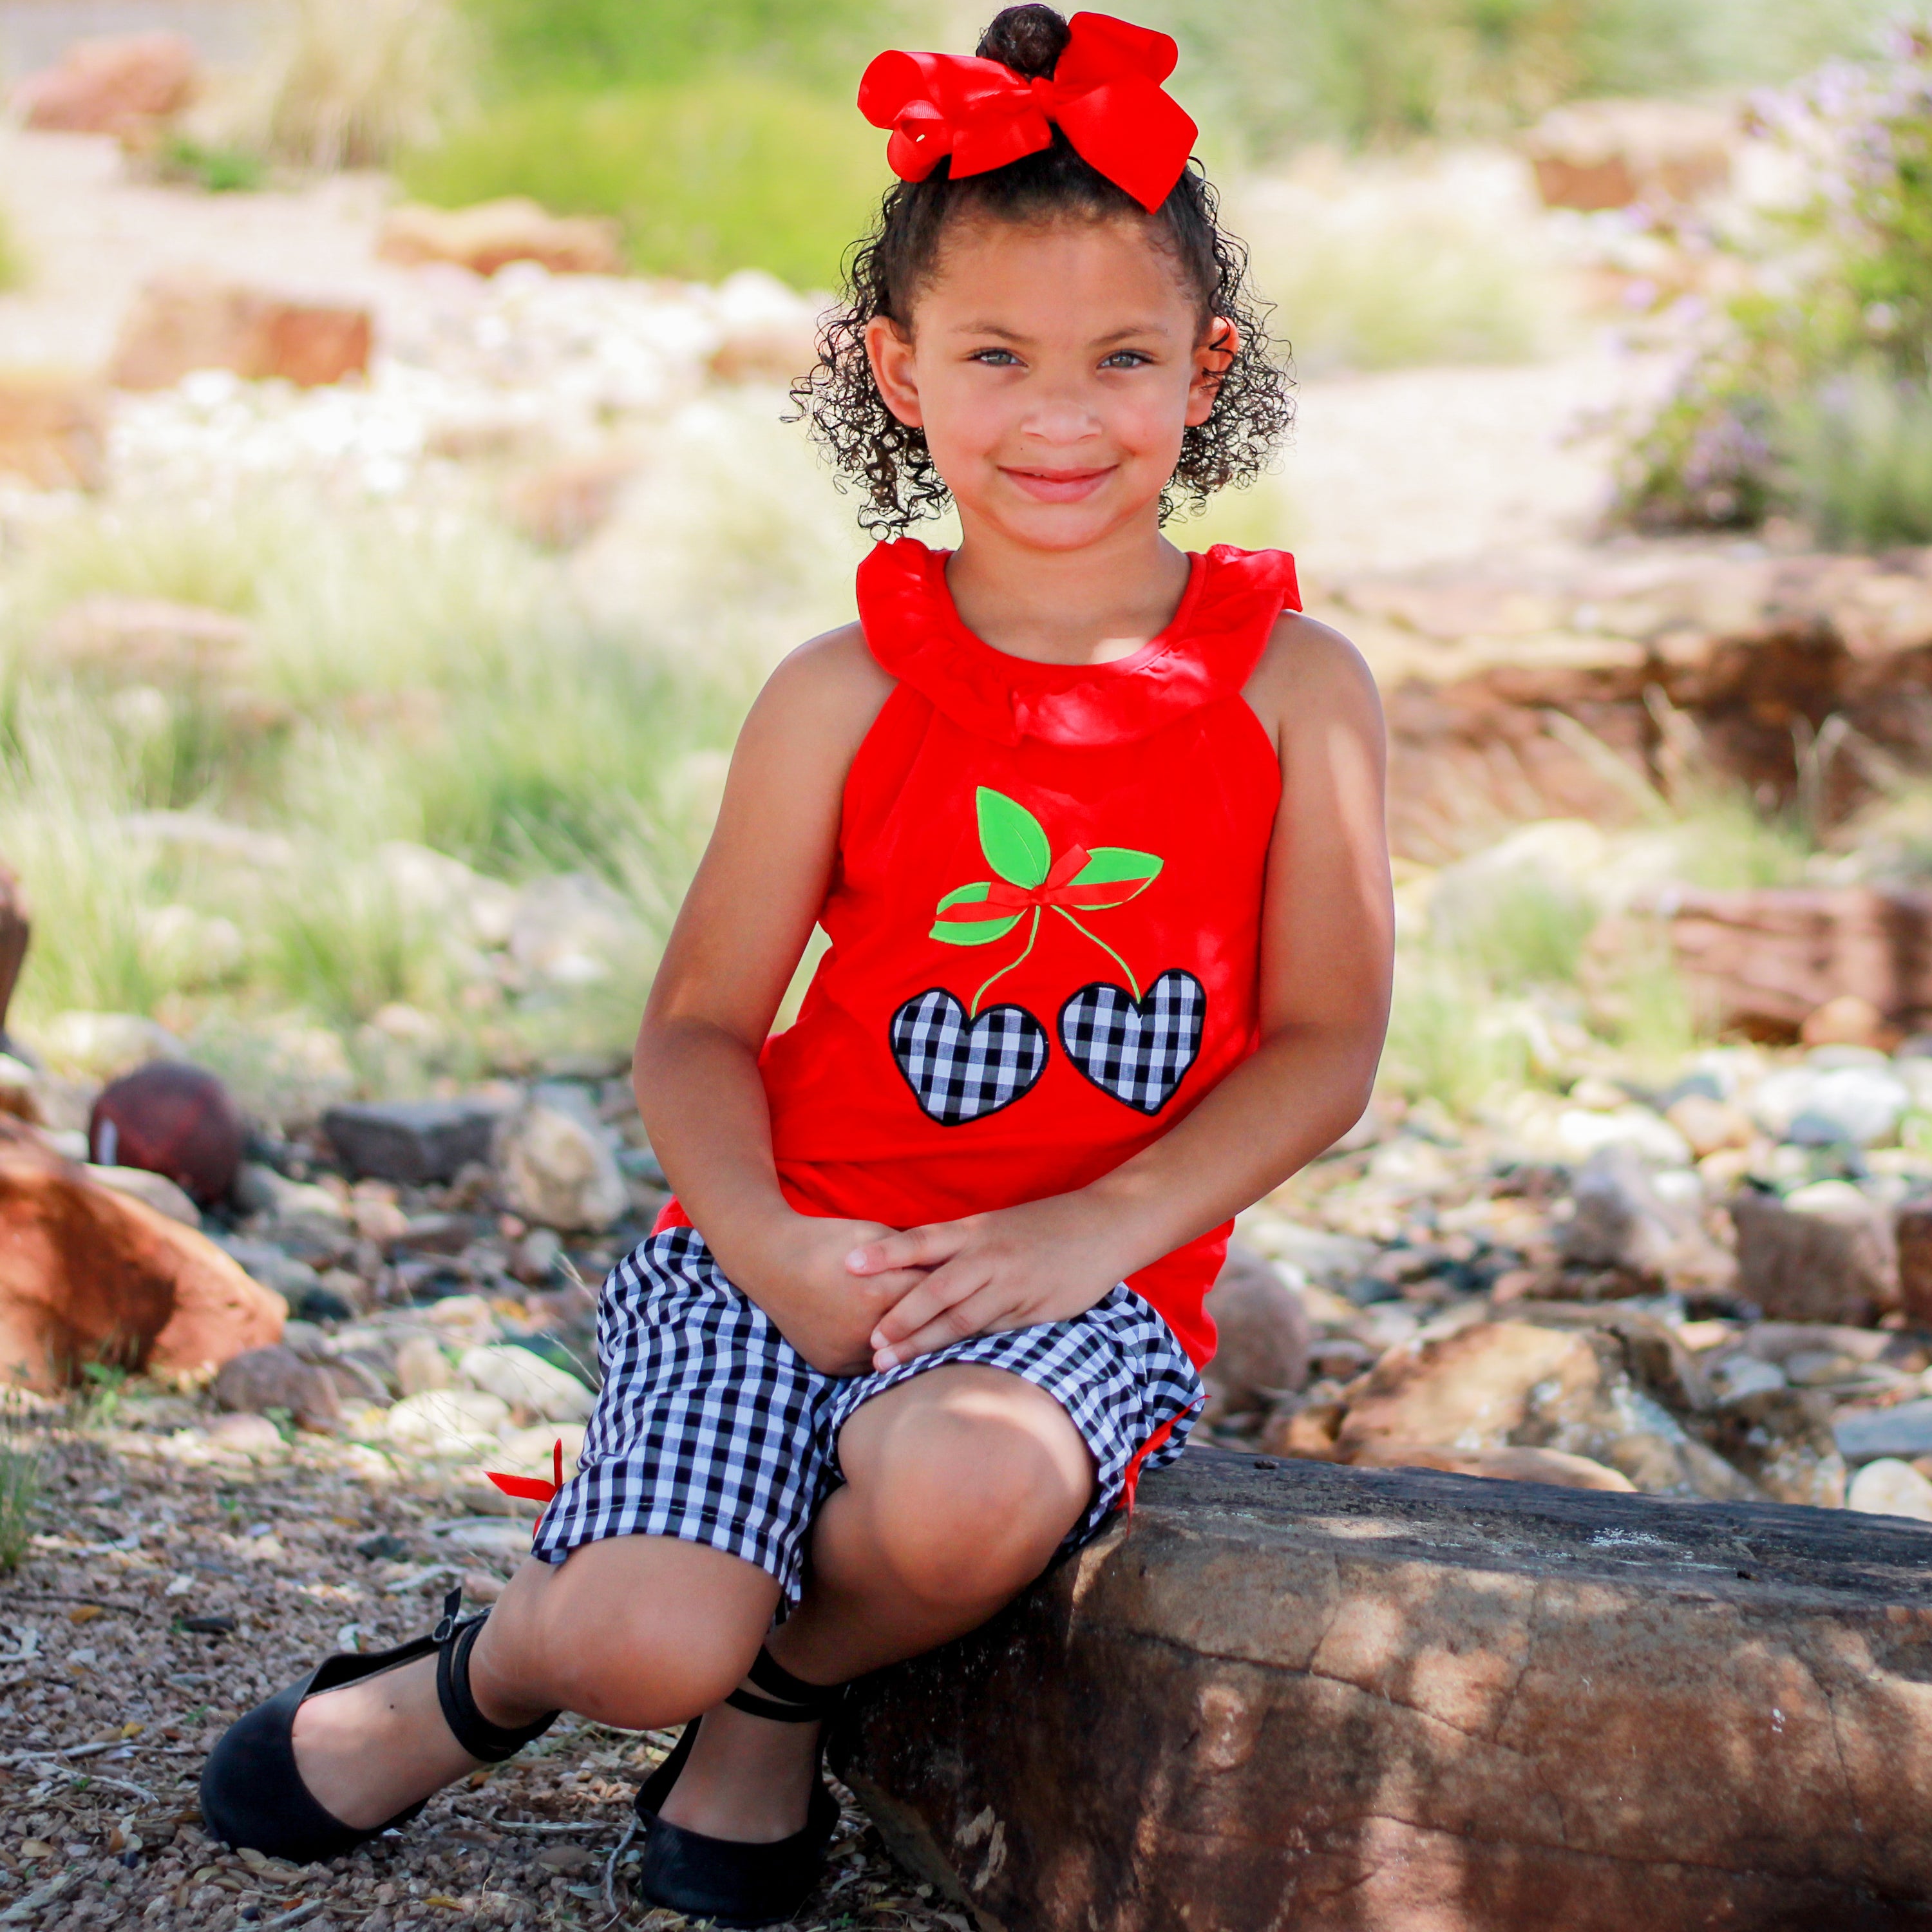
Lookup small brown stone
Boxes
[1731,1186,1899,1326]
[111,272,372,392]
[377,200,622,278]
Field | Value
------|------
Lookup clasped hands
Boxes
[740,1194,1141,1378]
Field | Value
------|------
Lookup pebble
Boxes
[459,1343,596,1423]
[323,1097,507,1186]
[1848,1458,1932,1522]
[384,1388,511,1455]
[394,1332,455,1396]
[496,1101,625,1232]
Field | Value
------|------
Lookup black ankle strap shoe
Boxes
[199,1588,559,1864]
[632,1646,847,1929]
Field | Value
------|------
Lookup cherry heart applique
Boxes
[889,987,1049,1126]
[1057,971,1206,1114]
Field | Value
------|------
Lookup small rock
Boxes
[1345,1441,1636,1492]
[1803,993,1890,1049]
[0,370,109,491]
[202,1412,283,1457]
[425,1293,503,1346]
[1663,1092,1754,1159]
[1709,1354,1787,1401]
[458,1343,594,1423]
[14,32,198,135]
[460,1569,506,1604]
[534,1844,596,1875]
[84,1163,201,1227]
[511,1227,564,1283]
[377,199,623,277]
[394,1333,454,1396]
[232,1162,347,1223]
[1836,1399,1932,1463]
[1730,1184,1899,1325]
[214,1236,322,1303]
[1784,1066,1908,1148]
[386,1389,511,1455]
[323,1099,506,1186]
[1848,1458,1932,1522]
[110,271,373,392]
[1895,1197,1932,1327]
[1696,1388,1846,1507]
[1553,1104,1692,1168]
[496,1103,624,1232]
[355,1531,410,1561]
[88,1060,244,1206]
[1559,1144,1732,1289]
[389,1213,474,1256]
[1198,1245,1309,1421]
[180,1613,236,1636]
[213,1345,341,1433]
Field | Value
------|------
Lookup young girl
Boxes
[201,7,1393,1922]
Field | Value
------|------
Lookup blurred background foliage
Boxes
[384,0,1897,288]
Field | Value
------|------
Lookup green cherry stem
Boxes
[1050,907,1142,1002]
[969,906,1041,1018]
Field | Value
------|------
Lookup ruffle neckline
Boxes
[855,537,1300,748]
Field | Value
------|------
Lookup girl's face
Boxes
[866,215,1234,554]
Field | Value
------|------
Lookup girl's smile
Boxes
[1001,463,1118,502]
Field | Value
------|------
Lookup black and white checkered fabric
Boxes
[531,1227,1202,1601]
[889,987,1049,1126]
[1058,969,1206,1114]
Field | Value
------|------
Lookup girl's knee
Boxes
[477,1539,777,1729]
[864,1428,1090,1607]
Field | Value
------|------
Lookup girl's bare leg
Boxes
[656,1365,1095,1841]
[289,1535,781,1831]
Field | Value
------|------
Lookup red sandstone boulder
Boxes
[110,272,372,392]
[14,33,198,137]
[0,1120,283,1392]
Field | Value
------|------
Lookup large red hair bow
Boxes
[858,12,1197,214]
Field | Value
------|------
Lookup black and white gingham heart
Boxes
[1057,971,1206,1114]
[889,988,1049,1126]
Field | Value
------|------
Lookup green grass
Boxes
[399,79,887,289]
[1782,369,1932,550]
[0,1437,37,1573]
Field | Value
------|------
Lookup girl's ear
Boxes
[1186,316,1240,427]
[866,316,923,428]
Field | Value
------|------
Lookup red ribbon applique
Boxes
[933,844,1095,921]
[858,12,1198,213]
[487,1437,565,1533]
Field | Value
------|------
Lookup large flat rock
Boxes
[836,1450,1932,1931]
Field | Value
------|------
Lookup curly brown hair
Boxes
[789,4,1294,536]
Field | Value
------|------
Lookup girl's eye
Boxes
[971,348,1021,366]
[1101,350,1153,370]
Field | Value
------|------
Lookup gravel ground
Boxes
[0,1407,965,1932]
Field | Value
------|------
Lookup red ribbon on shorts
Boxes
[488,1437,565,1533]
[858,12,1198,213]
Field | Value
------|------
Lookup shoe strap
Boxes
[724,1645,846,1723]
[432,1587,560,1764]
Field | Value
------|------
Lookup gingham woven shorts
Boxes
[530,1226,1203,1602]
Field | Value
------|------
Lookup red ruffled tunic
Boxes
[661,536,1297,1367]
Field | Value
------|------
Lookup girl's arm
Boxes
[634,628,930,1374]
[854,614,1393,1366]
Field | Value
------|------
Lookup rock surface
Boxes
[839,1451,1932,1931]
[1198,1245,1310,1422]
[0,370,108,490]
[377,199,623,278]
[0,1119,282,1392]
[212,1343,341,1433]
[13,32,198,136]
[1732,1184,1900,1325]
[322,1097,504,1184]
[109,271,373,391]
[495,1101,624,1232]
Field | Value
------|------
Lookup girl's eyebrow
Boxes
[944,321,1174,343]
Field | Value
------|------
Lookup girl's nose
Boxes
[1017,399,1103,447]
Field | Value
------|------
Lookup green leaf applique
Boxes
[930,882,1023,946]
[976,787,1050,888]
[1057,847,1162,911]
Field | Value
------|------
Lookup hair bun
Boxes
[975,5,1070,79]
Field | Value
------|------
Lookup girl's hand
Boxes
[729,1213,930,1378]
[847,1195,1137,1370]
